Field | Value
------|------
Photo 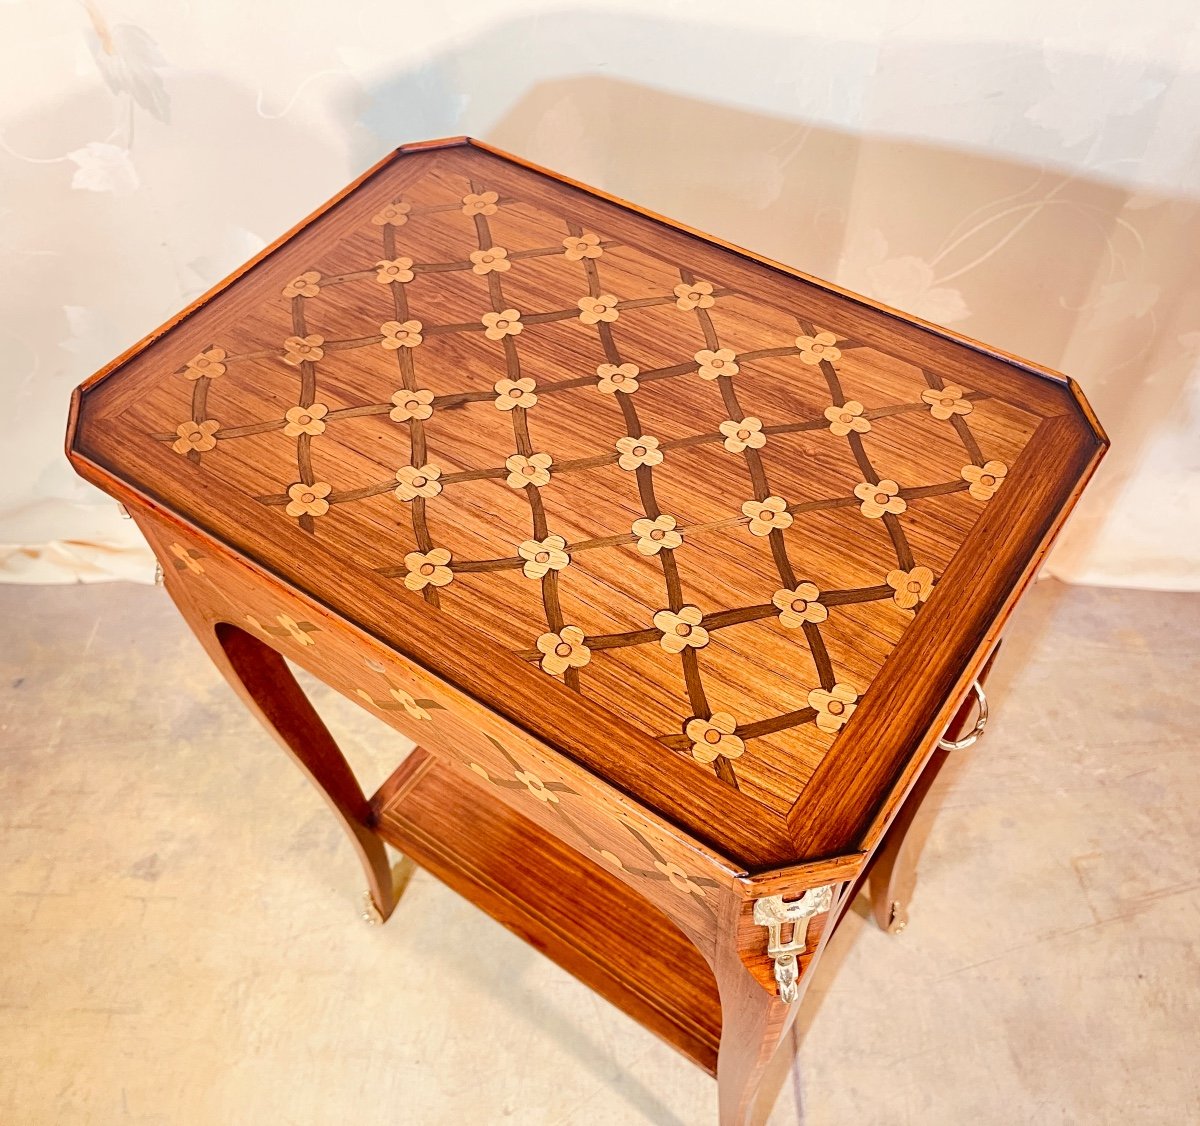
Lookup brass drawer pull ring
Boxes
[938,680,988,751]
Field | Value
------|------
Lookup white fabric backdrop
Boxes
[3,0,1197,587]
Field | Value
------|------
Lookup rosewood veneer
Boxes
[67,138,1106,1124]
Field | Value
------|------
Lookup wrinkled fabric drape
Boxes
[3,0,1197,586]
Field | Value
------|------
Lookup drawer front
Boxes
[140,509,734,952]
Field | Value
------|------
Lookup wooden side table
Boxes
[66,138,1106,1124]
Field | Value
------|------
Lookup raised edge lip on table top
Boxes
[65,137,1109,872]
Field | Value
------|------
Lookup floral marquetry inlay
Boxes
[116,143,1057,818]
[465,735,720,916]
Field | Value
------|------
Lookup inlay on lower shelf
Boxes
[67,137,1106,1124]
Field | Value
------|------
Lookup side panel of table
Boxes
[130,505,870,1124]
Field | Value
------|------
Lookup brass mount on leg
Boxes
[753,886,834,1003]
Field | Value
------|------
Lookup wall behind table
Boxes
[3,0,1196,587]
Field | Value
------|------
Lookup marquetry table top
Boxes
[70,138,1106,867]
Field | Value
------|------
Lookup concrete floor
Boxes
[1,579,1198,1125]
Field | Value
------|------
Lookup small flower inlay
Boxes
[462,191,499,216]
[685,712,744,764]
[742,496,793,536]
[355,686,431,722]
[470,246,510,275]
[653,606,708,653]
[172,420,219,454]
[616,435,663,471]
[282,271,321,298]
[694,348,739,380]
[578,294,620,325]
[375,257,415,284]
[809,683,859,733]
[283,403,327,437]
[403,547,453,591]
[514,768,559,802]
[922,383,973,420]
[246,613,320,646]
[673,280,715,310]
[596,363,639,395]
[536,625,591,675]
[961,461,1007,500]
[854,479,906,519]
[276,615,317,645]
[719,417,766,453]
[653,860,707,897]
[285,481,332,518]
[795,330,841,365]
[168,543,204,574]
[394,463,442,501]
[505,452,552,489]
[563,232,603,260]
[825,400,871,436]
[772,583,828,627]
[389,388,435,422]
[494,376,538,411]
[380,320,423,349]
[482,309,523,339]
[182,347,226,380]
[372,201,411,226]
[518,534,569,579]
[283,334,324,365]
[886,566,935,610]
[632,515,682,555]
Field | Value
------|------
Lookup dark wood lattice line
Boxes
[672,270,847,783]
[452,179,583,692]
[158,388,991,470]
[921,367,988,467]
[565,223,744,785]
[171,172,1019,795]
[509,582,895,659]
[362,481,971,572]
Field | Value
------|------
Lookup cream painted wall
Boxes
[2,0,1197,586]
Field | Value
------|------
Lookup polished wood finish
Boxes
[374,748,723,1073]
[866,643,1000,933]
[69,138,1106,868]
[66,138,1106,1124]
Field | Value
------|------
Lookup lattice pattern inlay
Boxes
[136,161,1040,813]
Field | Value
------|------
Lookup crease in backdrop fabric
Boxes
[2,0,1197,588]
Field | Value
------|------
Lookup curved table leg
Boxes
[168,580,397,922]
[866,746,955,933]
[712,890,840,1125]
[867,647,1001,933]
[714,956,793,1124]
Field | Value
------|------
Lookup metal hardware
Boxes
[360,857,415,926]
[887,900,908,934]
[360,890,383,925]
[938,680,988,751]
[153,562,164,586]
[117,503,131,519]
[753,885,834,1003]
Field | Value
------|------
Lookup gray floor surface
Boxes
[1,579,1198,1124]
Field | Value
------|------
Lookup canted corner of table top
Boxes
[67,138,1107,873]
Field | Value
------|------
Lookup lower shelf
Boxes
[372,752,722,1074]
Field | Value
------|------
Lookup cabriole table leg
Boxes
[867,649,1001,933]
[155,553,397,923]
[712,886,841,1125]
